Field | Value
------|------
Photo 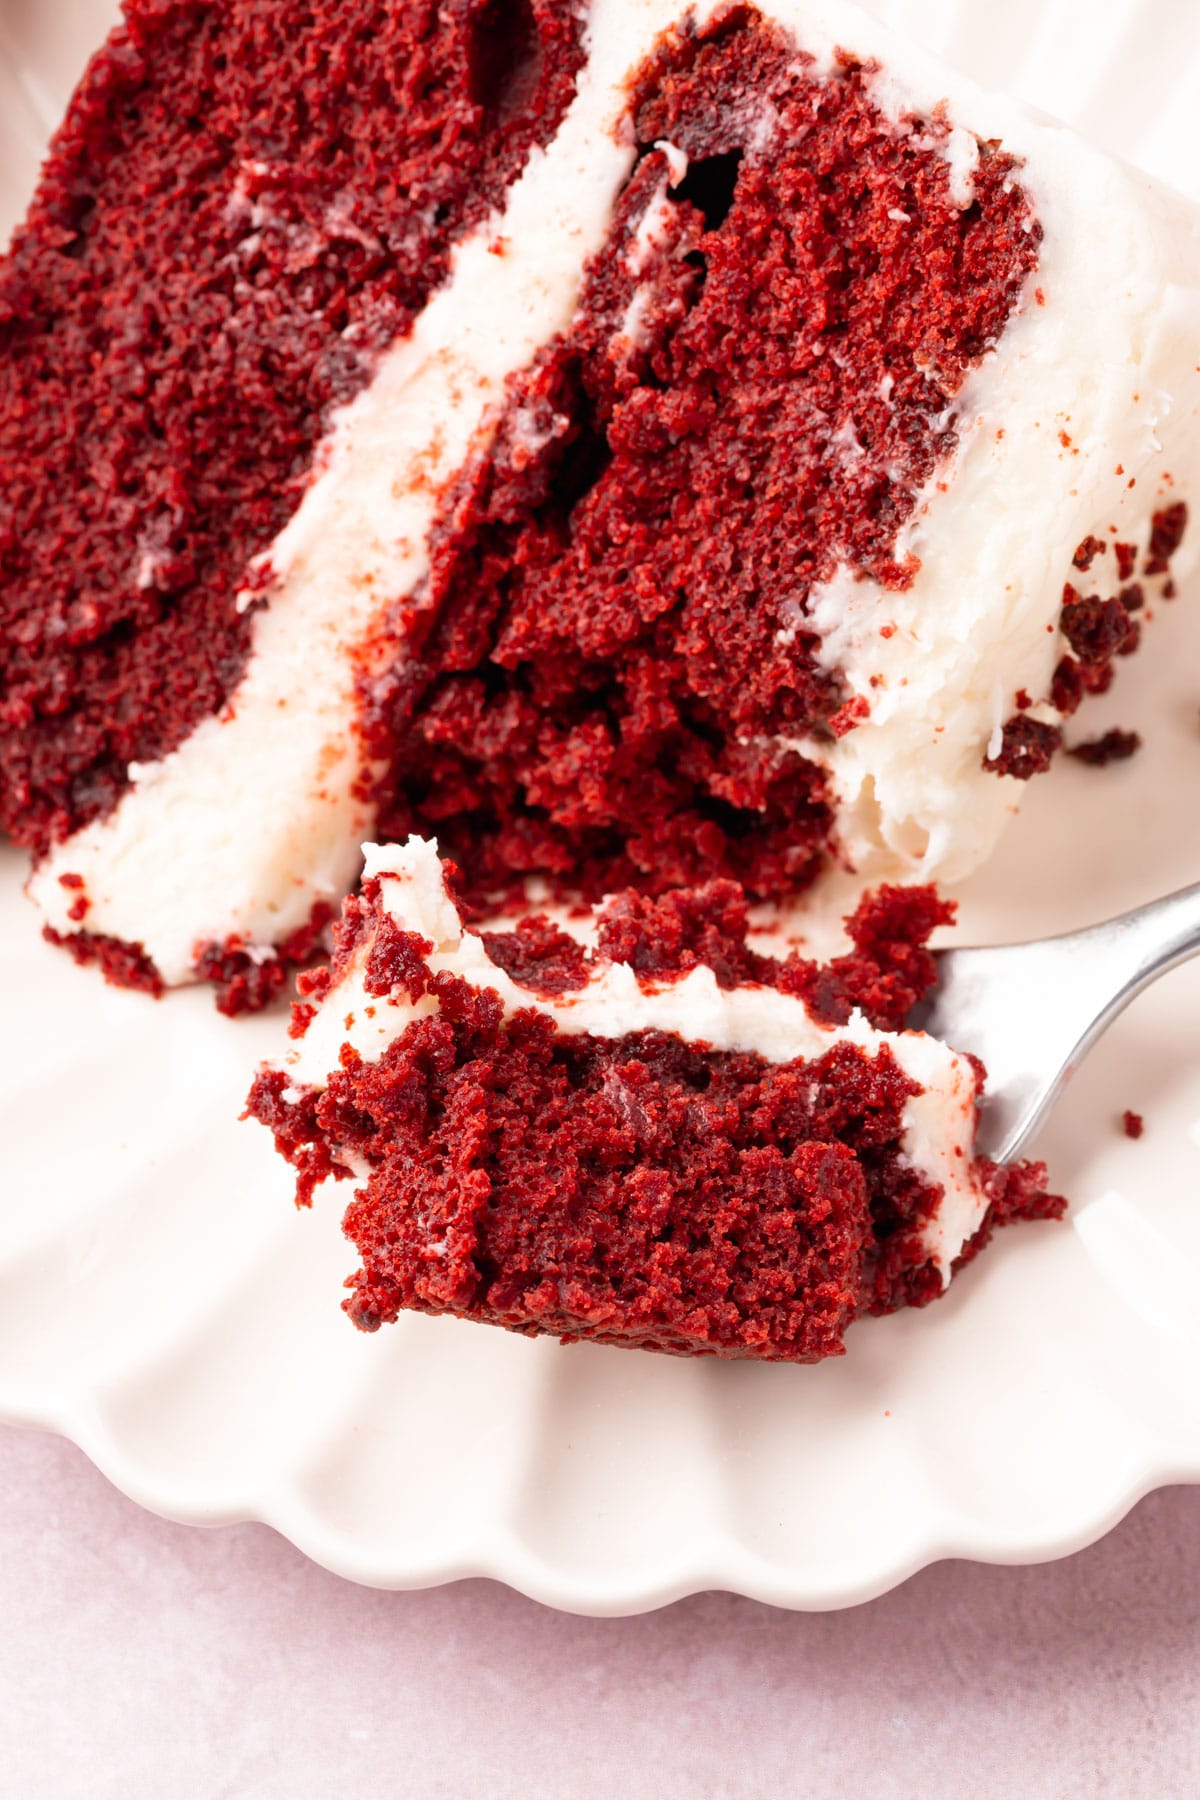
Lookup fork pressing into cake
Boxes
[920,883,1200,1162]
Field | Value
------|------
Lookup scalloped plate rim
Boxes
[3,0,1200,1614]
[6,1396,1196,1614]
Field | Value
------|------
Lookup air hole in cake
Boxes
[467,0,543,124]
[59,192,96,257]
[673,149,744,233]
[546,368,615,520]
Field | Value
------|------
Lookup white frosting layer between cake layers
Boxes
[30,0,1200,977]
[278,837,988,1282]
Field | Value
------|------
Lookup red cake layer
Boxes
[247,872,1061,1361]
[0,0,582,855]
[367,8,1040,905]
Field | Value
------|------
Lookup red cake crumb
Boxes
[485,876,955,1018]
[479,915,591,997]
[984,715,1063,780]
[42,924,164,998]
[593,881,771,989]
[366,9,1040,907]
[1121,1109,1144,1139]
[1068,728,1141,767]
[1144,502,1188,576]
[246,869,1061,1360]
[779,885,954,1032]
[1072,535,1106,570]
[1060,587,1137,664]
[987,508,1185,786]
[46,892,337,1014]
[0,0,583,857]
[285,885,400,1037]
[928,1157,1064,1303]
[1050,657,1084,717]
[192,902,336,1018]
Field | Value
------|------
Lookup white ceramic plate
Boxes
[2,0,1199,1614]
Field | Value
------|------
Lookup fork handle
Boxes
[1067,879,1200,1032]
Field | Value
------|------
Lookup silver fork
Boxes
[918,882,1200,1162]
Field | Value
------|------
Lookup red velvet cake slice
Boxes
[9,0,1200,1004]
[246,838,1060,1360]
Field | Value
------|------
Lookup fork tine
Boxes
[923,881,1200,1162]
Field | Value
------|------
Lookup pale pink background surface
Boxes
[2,1425,1196,1798]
